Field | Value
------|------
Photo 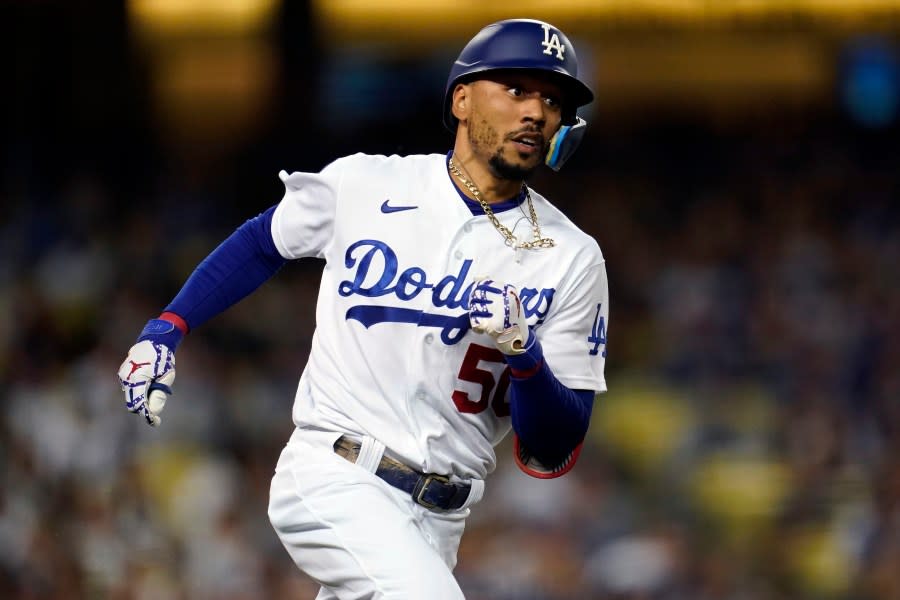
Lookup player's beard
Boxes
[468,117,543,182]
[488,150,538,182]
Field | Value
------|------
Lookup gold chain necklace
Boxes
[448,158,555,249]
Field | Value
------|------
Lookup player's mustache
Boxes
[506,128,545,148]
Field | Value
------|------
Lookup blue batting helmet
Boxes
[443,18,594,130]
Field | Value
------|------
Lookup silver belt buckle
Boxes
[414,474,450,510]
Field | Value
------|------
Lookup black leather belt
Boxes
[333,436,471,512]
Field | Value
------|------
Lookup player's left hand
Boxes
[117,340,176,426]
[468,277,530,355]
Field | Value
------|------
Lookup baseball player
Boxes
[118,18,608,599]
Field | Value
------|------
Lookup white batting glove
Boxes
[469,277,530,355]
[117,340,176,426]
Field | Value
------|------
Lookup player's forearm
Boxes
[164,205,288,330]
[505,335,594,467]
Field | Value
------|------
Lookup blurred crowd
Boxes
[457,115,900,599]
[2,30,899,597]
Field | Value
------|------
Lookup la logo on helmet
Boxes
[541,24,566,61]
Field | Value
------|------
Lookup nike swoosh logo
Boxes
[380,199,418,214]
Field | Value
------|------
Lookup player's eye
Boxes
[544,96,561,108]
[507,86,524,97]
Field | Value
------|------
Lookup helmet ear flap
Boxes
[545,117,586,171]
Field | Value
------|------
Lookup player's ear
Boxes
[451,83,469,123]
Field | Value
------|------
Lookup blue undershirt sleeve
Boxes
[504,334,595,468]
[164,205,288,331]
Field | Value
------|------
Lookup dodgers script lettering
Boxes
[338,239,556,344]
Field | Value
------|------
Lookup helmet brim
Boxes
[442,66,594,131]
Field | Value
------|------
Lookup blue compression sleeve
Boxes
[164,206,288,330]
[505,334,594,467]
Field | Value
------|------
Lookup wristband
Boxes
[137,316,185,350]
[504,331,543,378]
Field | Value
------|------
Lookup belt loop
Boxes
[355,435,386,474]
[459,478,485,510]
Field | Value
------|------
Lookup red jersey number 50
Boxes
[451,344,511,417]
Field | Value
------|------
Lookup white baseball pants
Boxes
[268,428,477,599]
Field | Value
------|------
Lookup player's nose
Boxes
[519,95,547,126]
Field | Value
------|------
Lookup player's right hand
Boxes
[117,339,176,426]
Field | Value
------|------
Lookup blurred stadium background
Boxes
[2,1,899,598]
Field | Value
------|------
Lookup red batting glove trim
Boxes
[159,311,189,334]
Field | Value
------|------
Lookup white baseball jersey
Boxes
[271,152,608,480]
